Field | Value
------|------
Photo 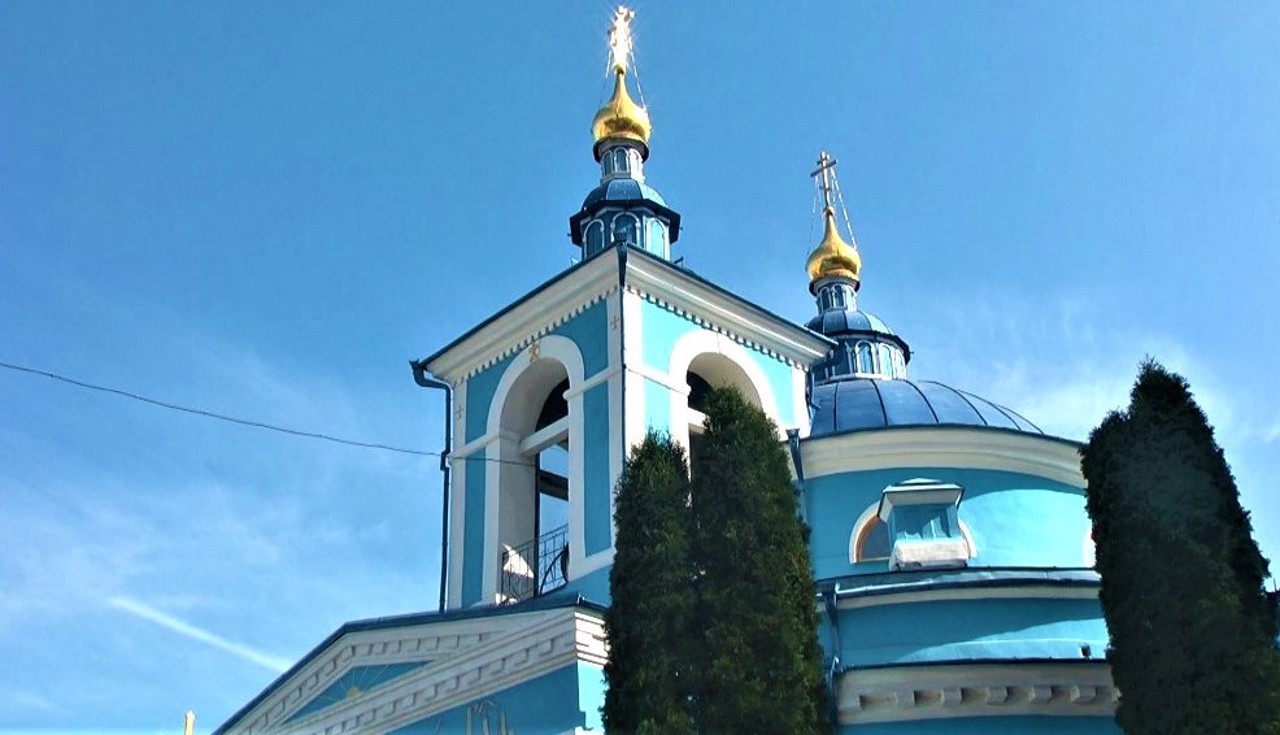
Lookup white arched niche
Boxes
[482,335,586,603]
[667,329,782,459]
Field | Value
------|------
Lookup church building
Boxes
[216,9,1118,734]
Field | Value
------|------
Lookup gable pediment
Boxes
[217,604,606,735]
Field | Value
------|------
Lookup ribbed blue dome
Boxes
[805,309,895,337]
[581,178,667,209]
[809,378,1042,436]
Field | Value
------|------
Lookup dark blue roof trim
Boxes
[215,595,606,734]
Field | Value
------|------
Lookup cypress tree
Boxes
[690,388,828,734]
[1082,360,1280,734]
[603,431,695,734]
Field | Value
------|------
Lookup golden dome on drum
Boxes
[806,206,862,292]
[592,66,651,159]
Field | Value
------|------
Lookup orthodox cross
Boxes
[810,150,838,211]
[527,340,541,362]
[607,6,635,73]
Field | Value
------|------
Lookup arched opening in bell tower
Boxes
[494,357,576,603]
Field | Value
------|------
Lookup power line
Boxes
[0,359,442,458]
[0,360,563,468]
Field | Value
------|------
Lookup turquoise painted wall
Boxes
[388,662,604,735]
[464,354,514,443]
[804,465,1091,581]
[462,455,487,606]
[834,597,1108,665]
[553,565,612,604]
[552,300,610,377]
[844,715,1120,734]
[644,376,670,435]
[583,383,612,555]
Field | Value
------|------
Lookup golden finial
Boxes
[805,152,862,292]
[184,711,196,735]
[591,6,651,159]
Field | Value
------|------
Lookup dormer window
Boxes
[877,478,970,570]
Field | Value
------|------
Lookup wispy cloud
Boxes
[109,596,291,673]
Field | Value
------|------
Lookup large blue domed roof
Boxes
[809,378,1042,436]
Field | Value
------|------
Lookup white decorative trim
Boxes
[622,290,648,452]
[623,253,832,368]
[449,455,468,610]
[425,251,620,383]
[790,363,810,436]
[802,427,1085,488]
[836,584,1099,611]
[627,360,688,394]
[563,364,619,399]
[482,335,587,603]
[573,547,616,580]
[606,290,624,554]
[837,661,1116,725]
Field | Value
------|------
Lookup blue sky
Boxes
[2,2,1278,732]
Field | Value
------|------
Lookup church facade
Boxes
[216,10,1118,734]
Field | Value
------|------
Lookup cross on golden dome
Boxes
[805,151,863,292]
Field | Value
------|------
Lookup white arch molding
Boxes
[667,329,783,451]
[482,335,587,603]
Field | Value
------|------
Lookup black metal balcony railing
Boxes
[499,524,569,604]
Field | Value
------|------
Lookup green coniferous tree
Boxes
[1081,360,1280,734]
[603,431,695,734]
[690,388,828,734]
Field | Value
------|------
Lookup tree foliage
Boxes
[689,388,828,734]
[605,390,829,733]
[604,431,695,734]
[1081,360,1280,734]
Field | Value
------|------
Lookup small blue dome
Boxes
[809,378,1042,436]
[806,308,895,337]
[581,178,667,209]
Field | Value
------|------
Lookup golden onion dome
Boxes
[592,66,651,159]
[806,206,862,292]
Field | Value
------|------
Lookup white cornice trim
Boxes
[836,583,1099,610]
[838,661,1117,725]
[425,253,620,383]
[802,427,1085,487]
[623,255,832,368]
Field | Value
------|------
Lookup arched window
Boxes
[611,147,630,175]
[855,517,892,562]
[877,344,894,379]
[585,220,605,255]
[612,213,638,246]
[683,353,763,466]
[855,341,875,375]
[645,218,667,256]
